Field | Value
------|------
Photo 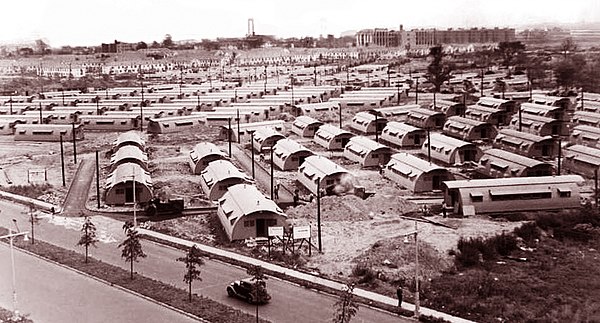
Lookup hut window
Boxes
[469,192,483,202]
[244,220,255,227]
[33,130,53,135]
[489,189,551,201]
[557,187,572,198]
[116,189,124,195]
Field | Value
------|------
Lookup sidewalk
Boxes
[140,229,476,323]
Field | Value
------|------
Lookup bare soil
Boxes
[0,125,527,286]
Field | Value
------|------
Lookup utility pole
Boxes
[415,77,419,104]
[60,134,65,186]
[270,147,274,200]
[480,69,484,98]
[250,131,255,179]
[556,136,562,175]
[72,123,77,164]
[264,65,268,94]
[237,109,241,144]
[9,94,13,115]
[374,114,379,143]
[132,171,137,227]
[228,118,232,157]
[317,180,322,253]
[518,106,522,132]
[427,128,431,163]
[96,150,100,209]
[140,80,145,132]
[39,102,42,124]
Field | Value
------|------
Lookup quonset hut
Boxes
[217,184,287,241]
[199,160,253,201]
[105,163,153,205]
[383,152,453,192]
[442,175,584,216]
[188,142,228,174]
[297,155,353,196]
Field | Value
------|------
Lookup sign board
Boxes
[268,226,284,237]
[293,226,310,240]
[28,169,46,183]
[462,205,476,217]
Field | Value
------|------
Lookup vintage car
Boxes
[226,277,271,304]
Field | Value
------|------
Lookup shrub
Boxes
[488,233,518,256]
[351,263,377,284]
[514,222,541,243]
[535,212,563,230]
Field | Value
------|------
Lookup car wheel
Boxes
[247,295,254,304]
[227,287,235,297]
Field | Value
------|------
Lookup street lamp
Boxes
[1,219,29,320]
[401,221,420,318]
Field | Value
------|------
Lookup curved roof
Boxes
[481,148,550,168]
[428,132,475,148]
[273,139,313,159]
[346,136,391,153]
[201,160,251,185]
[218,184,286,227]
[388,152,446,174]
[564,145,600,165]
[190,142,227,162]
[299,155,349,178]
[106,162,152,189]
[111,146,148,165]
[383,121,423,133]
[293,115,323,128]
[444,175,584,189]
[496,129,553,143]
[253,126,285,142]
[315,124,353,139]
[446,116,489,128]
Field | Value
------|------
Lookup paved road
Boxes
[0,244,200,323]
[0,201,410,323]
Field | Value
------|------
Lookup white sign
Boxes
[293,226,311,240]
[268,226,284,237]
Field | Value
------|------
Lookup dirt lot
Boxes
[0,123,527,288]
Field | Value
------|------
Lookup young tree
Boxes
[77,215,98,263]
[247,265,270,323]
[176,245,205,302]
[425,46,452,93]
[27,206,39,244]
[332,283,359,323]
[118,221,146,279]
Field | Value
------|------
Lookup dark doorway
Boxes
[256,219,267,237]
[125,186,133,203]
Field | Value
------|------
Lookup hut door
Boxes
[414,134,421,145]
[432,175,441,190]
[256,219,267,237]
[542,145,549,157]
[125,187,133,203]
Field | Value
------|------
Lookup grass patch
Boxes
[0,227,269,323]
[422,209,600,322]
[0,184,53,199]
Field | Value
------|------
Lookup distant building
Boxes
[356,25,515,49]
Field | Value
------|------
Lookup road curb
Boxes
[5,243,210,323]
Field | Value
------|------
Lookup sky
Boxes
[1,0,599,47]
